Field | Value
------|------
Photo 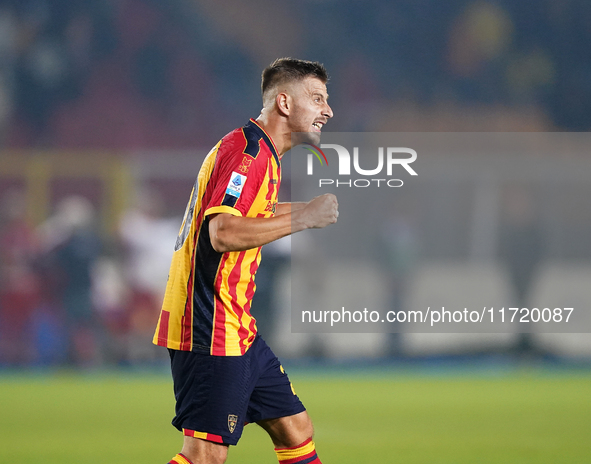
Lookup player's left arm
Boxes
[275,202,306,215]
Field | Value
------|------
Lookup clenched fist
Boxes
[299,193,339,229]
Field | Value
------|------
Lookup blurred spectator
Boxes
[0,5,17,145]
[92,255,128,365]
[37,195,102,366]
[119,188,178,363]
[448,1,513,78]
[0,189,40,366]
[337,51,382,131]
[252,236,291,339]
[499,187,545,354]
[505,47,555,104]
[376,199,419,355]
[446,1,513,102]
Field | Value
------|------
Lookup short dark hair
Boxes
[261,58,329,97]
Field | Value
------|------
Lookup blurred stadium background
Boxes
[0,1,590,463]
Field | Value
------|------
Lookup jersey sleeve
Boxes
[203,137,267,218]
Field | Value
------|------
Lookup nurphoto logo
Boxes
[305,143,418,188]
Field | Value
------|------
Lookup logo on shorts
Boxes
[228,414,238,433]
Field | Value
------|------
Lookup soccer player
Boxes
[153,58,337,464]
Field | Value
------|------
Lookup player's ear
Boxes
[275,92,290,116]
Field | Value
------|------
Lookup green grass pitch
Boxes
[0,368,590,463]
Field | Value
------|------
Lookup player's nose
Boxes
[323,102,333,119]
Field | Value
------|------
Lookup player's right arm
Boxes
[275,202,306,215]
[209,193,338,253]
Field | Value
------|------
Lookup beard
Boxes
[291,130,321,148]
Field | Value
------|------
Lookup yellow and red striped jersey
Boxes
[153,119,281,356]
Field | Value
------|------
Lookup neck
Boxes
[255,113,291,158]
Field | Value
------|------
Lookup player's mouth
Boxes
[311,121,324,132]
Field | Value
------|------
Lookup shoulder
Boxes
[218,126,246,154]
[222,122,270,159]
[218,121,275,166]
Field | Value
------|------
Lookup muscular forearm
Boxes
[275,202,307,215]
[209,211,307,253]
[209,194,338,253]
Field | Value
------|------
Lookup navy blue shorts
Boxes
[169,335,306,446]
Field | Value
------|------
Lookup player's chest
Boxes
[253,160,281,217]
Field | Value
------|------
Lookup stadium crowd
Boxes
[0,184,293,367]
[0,0,590,150]
[0,187,175,367]
[1,0,591,366]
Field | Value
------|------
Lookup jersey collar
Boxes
[247,119,279,164]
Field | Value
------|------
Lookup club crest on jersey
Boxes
[228,414,238,433]
[226,172,247,198]
[237,156,253,174]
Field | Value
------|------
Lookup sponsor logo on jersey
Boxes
[226,172,247,198]
[264,201,277,213]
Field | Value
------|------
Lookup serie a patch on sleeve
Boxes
[225,172,247,198]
